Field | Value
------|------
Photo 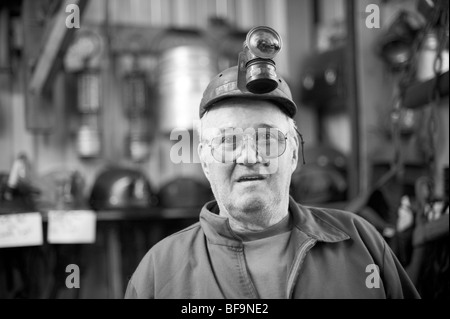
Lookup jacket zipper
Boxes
[238,247,260,299]
[286,238,316,298]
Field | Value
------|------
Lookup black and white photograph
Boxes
[0,0,448,302]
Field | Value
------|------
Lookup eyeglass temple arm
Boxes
[294,128,306,165]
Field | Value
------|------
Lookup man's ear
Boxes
[291,135,299,174]
[198,142,210,179]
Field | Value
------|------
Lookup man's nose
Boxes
[235,137,264,165]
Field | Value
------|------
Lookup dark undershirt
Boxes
[232,213,295,299]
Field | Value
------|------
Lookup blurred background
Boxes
[0,0,448,299]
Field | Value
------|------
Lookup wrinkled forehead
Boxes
[201,98,290,136]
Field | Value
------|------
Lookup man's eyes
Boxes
[257,132,278,141]
[218,132,278,143]
[222,136,237,144]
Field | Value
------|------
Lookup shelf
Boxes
[95,208,200,221]
[1,202,353,222]
[39,207,201,222]
[0,202,356,223]
[0,206,200,222]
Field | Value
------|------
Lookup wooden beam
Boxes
[0,7,9,71]
[106,225,123,299]
[345,0,361,198]
[28,0,88,95]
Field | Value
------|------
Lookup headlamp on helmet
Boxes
[237,26,283,94]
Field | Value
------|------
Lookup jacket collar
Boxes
[199,196,349,247]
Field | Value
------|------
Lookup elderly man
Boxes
[125,27,419,299]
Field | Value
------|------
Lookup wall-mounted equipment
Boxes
[300,47,345,110]
[76,68,102,158]
[290,146,348,204]
[64,30,103,159]
[122,56,152,162]
[158,177,213,209]
[156,28,218,132]
[378,11,422,72]
[417,0,449,29]
[89,167,155,210]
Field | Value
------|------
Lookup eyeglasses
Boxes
[205,128,289,163]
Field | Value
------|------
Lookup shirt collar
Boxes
[199,196,350,246]
[233,213,292,242]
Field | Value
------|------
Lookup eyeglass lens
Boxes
[210,128,287,163]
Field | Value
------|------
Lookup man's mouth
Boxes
[237,175,267,182]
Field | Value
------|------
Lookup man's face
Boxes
[198,99,299,218]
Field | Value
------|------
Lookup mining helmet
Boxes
[199,26,297,119]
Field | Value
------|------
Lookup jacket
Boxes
[125,197,420,299]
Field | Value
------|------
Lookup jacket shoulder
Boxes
[306,205,382,240]
[151,221,203,254]
[133,221,203,274]
[125,221,204,298]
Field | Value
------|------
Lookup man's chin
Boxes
[234,194,269,213]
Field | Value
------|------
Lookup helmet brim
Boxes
[199,66,297,119]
